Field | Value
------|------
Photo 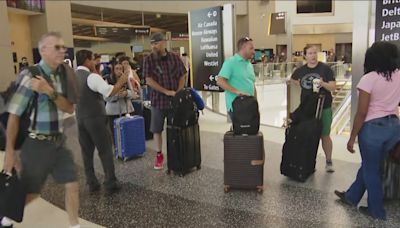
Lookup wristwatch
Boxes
[49,90,59,100]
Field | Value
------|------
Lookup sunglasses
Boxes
[46,45,66,51]
[242,37,253,41]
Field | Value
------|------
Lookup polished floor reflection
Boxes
[40,117,400,228]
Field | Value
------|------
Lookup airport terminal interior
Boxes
[0,0,399,227]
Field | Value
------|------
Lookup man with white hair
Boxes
[2,32,80,228]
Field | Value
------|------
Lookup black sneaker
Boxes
[105,182,122,195]
[88,183,101,193]
[334,190,355,207]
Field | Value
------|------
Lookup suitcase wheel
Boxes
[178,172,184,177]
[196,165,201,170]
[166,170,171,175]
[224,186,229,193]
[123,157,129,162]
[257,186,263,193]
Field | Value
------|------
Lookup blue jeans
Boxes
[345,115,400,220]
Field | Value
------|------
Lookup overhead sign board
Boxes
[95,26,133,37]
[95,26,151,37]
[190,6,224,92]
[268,12,286,35]
[375,0,400,43]
[133,27,150,36]
[172,33,189,41]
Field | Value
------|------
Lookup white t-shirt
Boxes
[77,66,113,98]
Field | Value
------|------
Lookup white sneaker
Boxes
[326,161,335,173]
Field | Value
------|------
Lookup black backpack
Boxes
[169,88,199,127]
[232,95,260,135]
[290,92,326,125]
[0,66,39,150]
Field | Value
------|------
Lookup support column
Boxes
[351,1,371,123]
[30,1,73,50]
[0,1,15,90]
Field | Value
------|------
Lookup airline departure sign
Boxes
[190,6,224,92]
[375,0,400,43]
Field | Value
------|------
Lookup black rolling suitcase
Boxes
[132,84,153,141]
[166,123,201,176]
[142,105,153,140]
[223,131,264,192]
[166,88,201,176]
[382,155,400,200]
[280,93,325,182]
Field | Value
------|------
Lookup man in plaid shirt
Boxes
[144,33,186,170]
[2,32,81,228]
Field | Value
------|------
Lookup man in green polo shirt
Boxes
[217,37,256,117]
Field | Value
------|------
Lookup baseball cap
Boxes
[150,33,166,43]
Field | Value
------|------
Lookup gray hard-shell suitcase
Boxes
[223,131,265,192]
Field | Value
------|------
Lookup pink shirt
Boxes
[357,70,400,122]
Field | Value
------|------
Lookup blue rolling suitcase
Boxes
[114,115,146,161]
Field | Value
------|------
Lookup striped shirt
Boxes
[7,60,69,135]
[143,51,186,109]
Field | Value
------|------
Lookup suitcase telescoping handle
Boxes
[118,97,132,118]
[315,94,326,120]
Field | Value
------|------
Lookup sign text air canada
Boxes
[196,21,218,29]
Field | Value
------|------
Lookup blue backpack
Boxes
[189,88,205,111]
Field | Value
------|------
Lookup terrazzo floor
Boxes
[39,117,400,228]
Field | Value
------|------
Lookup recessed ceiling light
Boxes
[156,14,161,18]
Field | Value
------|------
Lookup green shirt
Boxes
[218,54,255,112]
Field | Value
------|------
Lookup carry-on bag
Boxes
[169,88,199,128]
[280,93,325,182]
[232,96,260,135]
[0,169,26,222]
[223,131,264,192]
[166,123,201,176]
[382,154,400,200]
[114,114,146,161]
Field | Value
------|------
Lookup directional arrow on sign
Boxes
[207,11,212,18]
[209,75,214,81]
